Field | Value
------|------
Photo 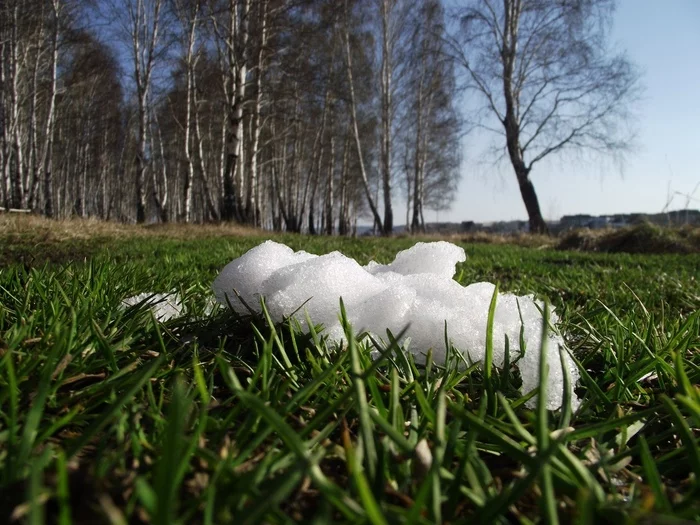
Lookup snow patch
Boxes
[212,240,580,411]
[121,292,184,322]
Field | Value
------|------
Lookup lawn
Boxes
[1,220,699,523]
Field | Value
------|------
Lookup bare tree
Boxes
[2,0,33,209]
[212,0,250,222]
[0,1,7,209]
[172,0,202,222]
[120,0,165,222]
[1,0,466,231]
[399,0,461,233]
[378,0,394,234]
[191,58,220,221]
[54,32,123,219]
[343,0,383,233]
[40,0,60,217]
[1,0,76,215]
[451,0,640,233]
[244,0,269,226]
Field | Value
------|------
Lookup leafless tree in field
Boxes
[450,0,640,233]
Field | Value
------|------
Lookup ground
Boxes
[0,216,699,523]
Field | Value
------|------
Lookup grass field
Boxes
[1,218,699,524]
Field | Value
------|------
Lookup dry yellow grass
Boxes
[7,213,696,255]
[557,223,700,254]
[0,213,263,242]
[458,231,556,248]
[2,214,556,247]
[392,229,556,248]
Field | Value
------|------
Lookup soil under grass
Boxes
[0,216,699,523]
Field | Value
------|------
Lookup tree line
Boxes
[0,0,639,234]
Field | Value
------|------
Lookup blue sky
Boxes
[415,0,700,224]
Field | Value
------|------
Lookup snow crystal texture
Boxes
[212,240,580,411]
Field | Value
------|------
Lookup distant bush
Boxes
[557,223,700,254]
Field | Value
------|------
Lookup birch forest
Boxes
[0,0,462,234]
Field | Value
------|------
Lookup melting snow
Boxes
[121,293,183,322]
[212,240,580,411]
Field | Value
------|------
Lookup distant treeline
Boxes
[1,0,638,235]
[0,0,461,234]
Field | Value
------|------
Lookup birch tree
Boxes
[2,0,32,209]
[400,0,461,232]
[244,0,269,226]
[213,0,250,222]
[0,0,19,209]
[378,0,394,234]
[172,0,203,222]
[451,0,640,233]
[1,0,67,214]
[343,0,383,233]
[54,33,123,219]
[121,0,165,222]
[39,0,60,216]
[0,0,465,230]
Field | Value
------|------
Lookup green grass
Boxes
[1,230,699,523]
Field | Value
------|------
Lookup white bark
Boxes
[219,0,249,221]
[380,0,393,234]
[40,0,60,217]
[343,2,383,232]
[176,0,201,222]
[246,0,267,226]
[126,0,162,222]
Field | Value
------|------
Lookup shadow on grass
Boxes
[0,237,104,268]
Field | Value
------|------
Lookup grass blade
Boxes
[66,355,164,458]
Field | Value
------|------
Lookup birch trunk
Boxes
[245,0,267,226]
[222,0,249,222]
[193,90,219,220]
[501,0,547,234]
[338,132,351,236]
[343,5,383,232]
[27,12,44,209]
[180,0,199,222]
[151,114,168,222]
[325,133,335,235]
[307,91,329,234]
[411,54,426,233]
[41,0,60,217]
[0,9,9,209]
[135,72,148,222]
[379,0,393,235]
[9,3,24,208]
[128,0,162,223]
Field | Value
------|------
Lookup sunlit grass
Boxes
[0,231,698,523]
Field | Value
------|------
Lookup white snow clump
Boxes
[212,240,580,411]
[122,292,184,322]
